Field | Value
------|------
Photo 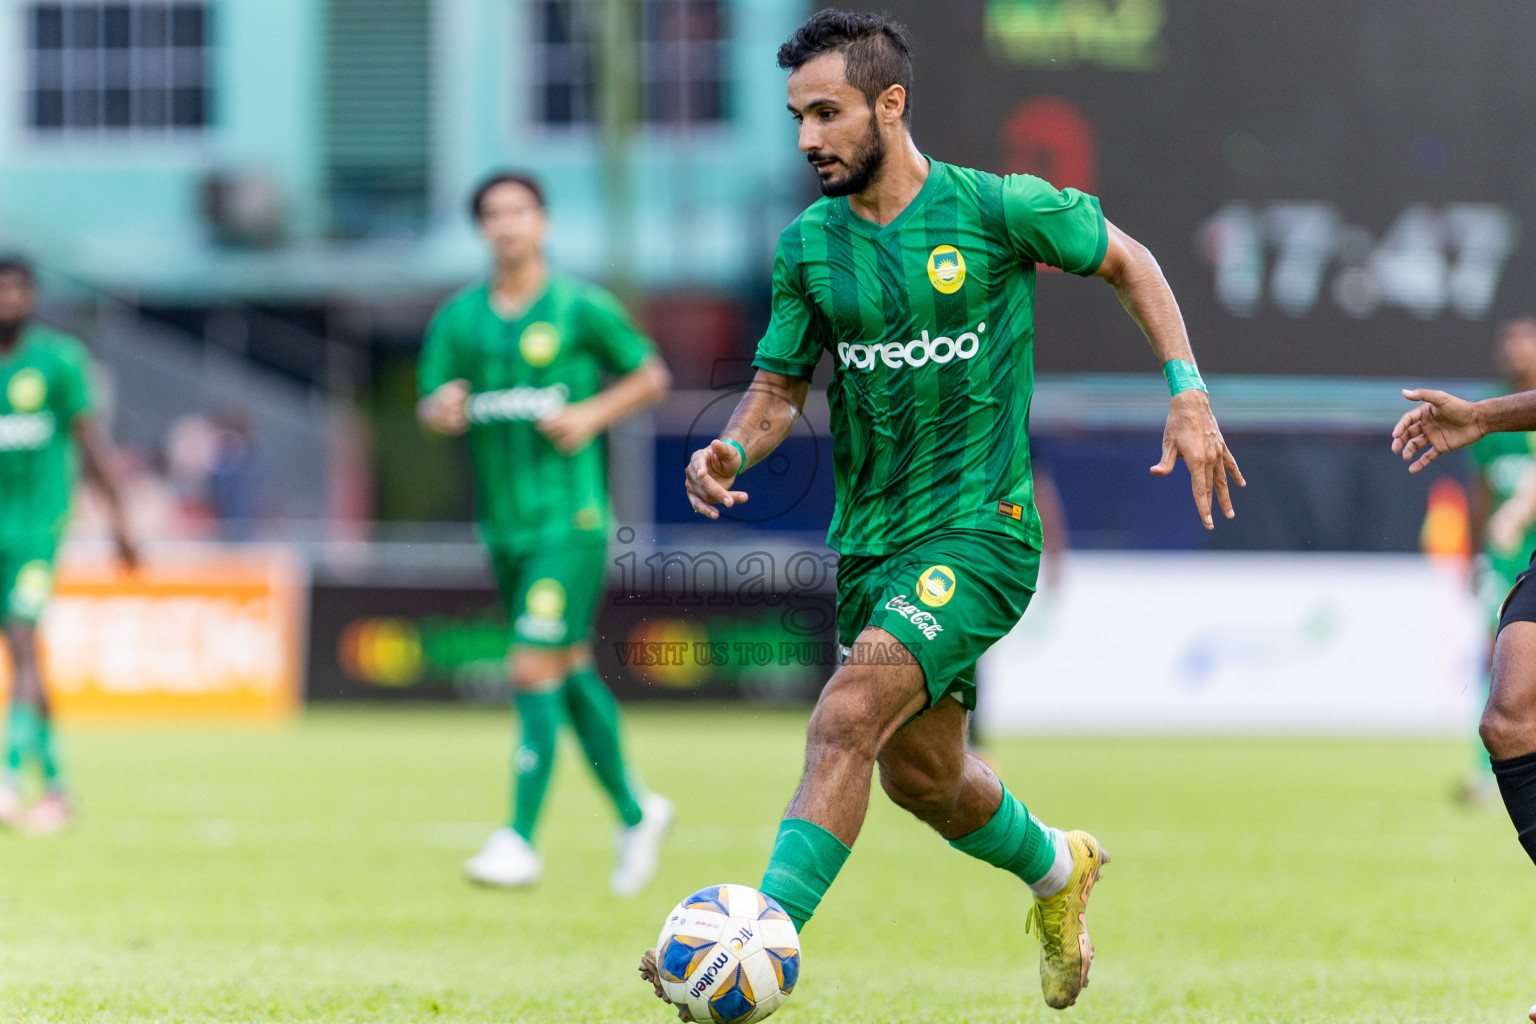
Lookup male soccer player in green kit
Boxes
[639,11,1244,1013]
[418,172,675,895]
[0,256,137,835]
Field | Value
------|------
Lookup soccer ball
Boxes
[655,884,800,1024]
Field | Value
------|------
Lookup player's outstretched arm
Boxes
[685,370,809,520]
[73,416,138,569]
[1092,220,1245,529]
[1392,388,1483,472]
[1391,387,1536,472]
[537,356,671,455]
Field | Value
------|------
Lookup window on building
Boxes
[26,2,214,134]
[529,0,728,128]
[530,0,597,126]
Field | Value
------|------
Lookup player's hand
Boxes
[1392,388,1483,472]
[639,948,693,1021]
[685,439,749,520]
[418,380,470,436]
[1151,389,1246,530]
[1040,551,1065,590]
[1488,502,1524,555]
[536,401,603,455]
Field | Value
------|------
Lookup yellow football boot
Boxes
[1025,829,1109,1009]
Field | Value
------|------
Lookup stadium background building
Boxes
[0,4,1530,1017]
[0,0,1521,696]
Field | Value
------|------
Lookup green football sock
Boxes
[948,786,1069,896]
[760,817,852,932]
[562,667,644,827]
[5,702,39,777]
[36,712,63,791]
[510,687,563,843]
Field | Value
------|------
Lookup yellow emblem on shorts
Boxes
[916,564,957,607]
[525,577,567,620]
[519,322,561,367]
[927,245,967,295]
[7,368,46,413]
[11,559,53,619]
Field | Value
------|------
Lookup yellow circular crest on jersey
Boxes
[7,368,46,413]
[927,245,967,295]
[520,322,561,367]
[526,577,567,619]
[916,564,958,607]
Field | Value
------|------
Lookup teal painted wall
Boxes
[0,0,808,297]
[0,0,323,287]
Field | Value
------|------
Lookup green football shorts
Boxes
[0,536,59,625]
[836,527,1040,709]
[487,534,607,648]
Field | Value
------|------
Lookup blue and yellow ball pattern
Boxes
[654,883,801,1023]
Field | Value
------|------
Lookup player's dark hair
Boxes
[0,254,34,283]
[469,172,546,221]
[778,9,913,125]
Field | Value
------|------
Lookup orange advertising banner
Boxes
[0,550,306,721]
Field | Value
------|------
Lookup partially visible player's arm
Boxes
[1033,467,1069,587]
[417,300,470,436]
[72,416,138,569]
[685,370,809,520]
[1471,473,1493,555]
[1093,220,1246,529]
[537,356,671,455]
[1393,388,1536,471]
[418,380,470,435]
[1488,465,1536,555]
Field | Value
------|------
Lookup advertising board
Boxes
[0,551,306,720]
[978,552,1480,734]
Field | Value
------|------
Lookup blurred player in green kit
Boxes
[1463,319,1536,802]
[417,173,674,894]
[0,256,137,834]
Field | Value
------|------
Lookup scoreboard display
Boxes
[845,0,1536,377]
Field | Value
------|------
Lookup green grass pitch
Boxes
[0,705,1529,1023]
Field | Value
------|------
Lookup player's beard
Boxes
[810,114,886,198]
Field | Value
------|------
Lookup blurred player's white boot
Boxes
[610,793,674,897]
[25,792,71,837]
[0,783,23,829]
[464,827,542,887]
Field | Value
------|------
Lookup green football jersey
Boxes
[1472,420,1536,582]
[753,160,1107,555]
[0,325,94,544]
[418,274,656,545]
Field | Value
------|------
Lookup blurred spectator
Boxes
[207,410,263,540]
[166,414,220,533]
[164,410,267,540]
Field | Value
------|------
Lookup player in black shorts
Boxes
[1395,384,1536,1022]
[1394,386,1536,871]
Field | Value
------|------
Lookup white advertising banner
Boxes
[977,553,1483,735]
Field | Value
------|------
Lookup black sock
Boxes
[1491,750,1536,866]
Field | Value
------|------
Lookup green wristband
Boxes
[721,438,748,473]
[1162,359,1208,397]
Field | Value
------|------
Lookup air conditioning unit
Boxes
[200,171,286,249]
